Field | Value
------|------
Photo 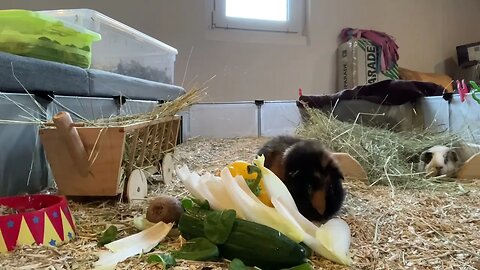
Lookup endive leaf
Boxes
[176,167,224,214]
[272,196,353,265]
[176,165,206,202]
[316,218,352,264]
[199,173,246,218]
[220,167,303,243]
[94,222,173,269]
[177,166,245,218]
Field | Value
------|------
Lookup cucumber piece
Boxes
[178,208,308,270]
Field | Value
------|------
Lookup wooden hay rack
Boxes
[39,112,181,200]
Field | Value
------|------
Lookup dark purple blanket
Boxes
[297,80,452,109]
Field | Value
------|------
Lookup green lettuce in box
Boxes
[0,9,101,68]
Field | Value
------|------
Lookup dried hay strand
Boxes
[296,107,468,191]
[85,86,206,127]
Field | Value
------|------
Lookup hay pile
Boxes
[296,108,463,190]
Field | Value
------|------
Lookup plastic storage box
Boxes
[39,9,178,84]
[0,10,101,68]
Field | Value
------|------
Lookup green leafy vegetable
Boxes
[229,258,255,270]
[147,253,176,268]
[190,197,211,210]
[246,165,262,196]
[282,262,314,270]
[204,209,236,244]
[229,258,312,270]
[97,225,118,247]
[182,197,211,210]
[172,237,219,261]
[181,198,194,210]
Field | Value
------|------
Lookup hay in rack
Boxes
[85,87,205,127]
[115,88,205,177]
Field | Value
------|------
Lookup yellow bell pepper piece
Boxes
[227,161,273,207]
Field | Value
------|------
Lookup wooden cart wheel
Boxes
[126,169,148,204]
[162,152,175,185]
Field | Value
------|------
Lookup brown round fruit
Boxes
[146,195,184,224]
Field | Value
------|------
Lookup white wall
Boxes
[2,0,480,101]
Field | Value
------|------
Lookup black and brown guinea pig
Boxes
[257,135,346,222]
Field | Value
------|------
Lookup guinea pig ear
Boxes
[446,149,459,163]
[420,151,433,164]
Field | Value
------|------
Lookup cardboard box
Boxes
[337,38,399,90]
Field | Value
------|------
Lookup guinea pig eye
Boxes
[289,170,299,177]
[420,151,433,163]
[307,184,313,195]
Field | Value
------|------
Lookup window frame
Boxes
[211,0,305,34]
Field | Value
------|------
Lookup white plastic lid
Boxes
[39,8,178,55]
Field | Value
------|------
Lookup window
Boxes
[211,0,305,34]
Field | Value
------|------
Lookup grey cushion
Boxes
[87,69,185,101]
[0,52,89,96]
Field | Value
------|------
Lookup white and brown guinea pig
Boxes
[418,145,462,177]
[257,135,346,222]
